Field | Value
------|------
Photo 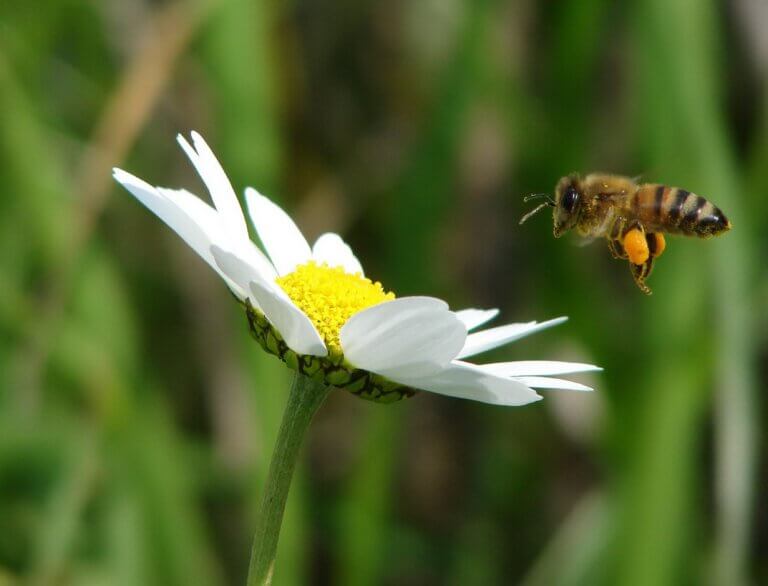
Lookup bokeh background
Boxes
[1,0,766,584]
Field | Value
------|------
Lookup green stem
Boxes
[247,373,331,586]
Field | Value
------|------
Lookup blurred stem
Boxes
[247,373,330,586]
[4,0,213,414]
[338,407,401,586]
[30,430,98,585]
[520,492,610,586]
[630,0,756,584]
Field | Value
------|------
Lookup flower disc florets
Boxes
[276,261,395,354]
[246,262,413,403]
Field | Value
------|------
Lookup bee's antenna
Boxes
[519,202,553,225]
[523,193,553,203]
[519,193,555,225]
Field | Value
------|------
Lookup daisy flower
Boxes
[113,132,600,406]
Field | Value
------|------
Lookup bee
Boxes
[520,173,731,294]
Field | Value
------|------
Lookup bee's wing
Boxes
[595,189,631,201]
[574,236,598,247]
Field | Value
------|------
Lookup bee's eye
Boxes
[562,186,579,213]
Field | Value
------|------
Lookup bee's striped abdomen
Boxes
[633,184,668,225]
[671,188,730,237]
[635,184,730,238]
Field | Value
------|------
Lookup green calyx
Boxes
[244,302,415,404]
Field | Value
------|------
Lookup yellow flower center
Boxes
[276,261,395,354]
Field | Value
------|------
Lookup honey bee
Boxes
[520,173,731,294]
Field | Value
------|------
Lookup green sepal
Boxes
[244,303,416,404]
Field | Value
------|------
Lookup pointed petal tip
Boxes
[312,232,364,276]
[515,388,543,404]
[244,187,313,275]
[210,243,225,261]
[244,187,265,212]
[454,308,501,331]
[571,363,602,373]
[521,376,594,392]
[112,168,152,191]
[189,131,214,155]
[389,361,543,406]
[244,186,265,201]
[176,132,192,147]
[481,360,603,377]
[458,316,572,360]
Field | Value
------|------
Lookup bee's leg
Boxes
[622,221,649,266]
[630,256,654,295]
[607,238,627,259]
[609,217,626,241]
[627,232,665,295]
[606,217,629,259]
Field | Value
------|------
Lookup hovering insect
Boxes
[520,173,731,294]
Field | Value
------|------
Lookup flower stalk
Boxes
[247,373,331,586]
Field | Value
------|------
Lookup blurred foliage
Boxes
[0,0,765,585]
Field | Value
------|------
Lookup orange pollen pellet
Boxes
[623,229,649,265]
[654,233,666,257]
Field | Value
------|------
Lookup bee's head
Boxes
[553,176,582,238]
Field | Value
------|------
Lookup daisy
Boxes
[113,132,600,407]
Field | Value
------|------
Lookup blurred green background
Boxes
[0,0,765,584]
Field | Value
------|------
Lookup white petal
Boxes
[340,297,466,379]
[176,132,249,241]
[393,361,541,406]
[457,317,568,359]
[114,169,214,259]
[159,186,277,285]
[211,245,258,287]
[154,187,225,250]
[194,222,277,284]
[245,187,312,275]
[249,282,327,357]
[480,361,602,377]
[235,241,278,283]
[113,169,245,296]
[211,247,327,356]
[455,308,499,331]
[209,245,275,308]
[312,233,364,276]
[513,376,593,391]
